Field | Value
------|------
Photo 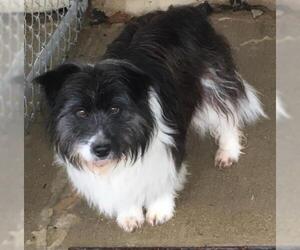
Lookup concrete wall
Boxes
[91,0,275,15]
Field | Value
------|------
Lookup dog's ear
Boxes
[34,63,82,106]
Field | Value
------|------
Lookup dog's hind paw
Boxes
[215,148,238,169]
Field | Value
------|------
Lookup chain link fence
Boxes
[24,0,88,130]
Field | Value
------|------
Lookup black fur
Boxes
[35,3,246,169]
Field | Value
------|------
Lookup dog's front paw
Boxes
[146,209,174,226]
[215,148,238,169]
[146,195,175,226]
[117,216,144,232]
[116,208,144,232]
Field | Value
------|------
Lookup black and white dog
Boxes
[36,3,265,232]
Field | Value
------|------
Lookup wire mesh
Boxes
[24,0,88,131]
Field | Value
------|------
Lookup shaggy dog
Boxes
[36,3,265,232]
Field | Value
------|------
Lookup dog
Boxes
[35,3,266,232]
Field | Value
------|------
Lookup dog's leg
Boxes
[116,206,144,232]
[146,193,175,226]
[214,122,242,169]
[193,69,265,168]
[192,104,242,169]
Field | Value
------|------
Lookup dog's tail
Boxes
[196,1,214,17]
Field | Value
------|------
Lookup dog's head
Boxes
[35,61,155,170]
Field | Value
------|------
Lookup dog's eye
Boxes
[110,107,120,115]
[76,109,88,118]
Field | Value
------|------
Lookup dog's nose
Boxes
[92,144,111,158]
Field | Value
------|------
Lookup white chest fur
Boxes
[66,132,185,218]
[64,89,186,221]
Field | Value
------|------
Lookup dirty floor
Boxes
[25,9,276,249]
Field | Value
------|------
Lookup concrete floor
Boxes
[25,9,276,249]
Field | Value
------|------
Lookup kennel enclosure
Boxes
[24,0,88,130]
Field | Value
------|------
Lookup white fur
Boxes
[76,141,94,162]
[59,88,187,231]
[238,81,267,125]
[192,101,242,167]
[76,130,110,162]
[146,193,176,225]
[192,72,265,167]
